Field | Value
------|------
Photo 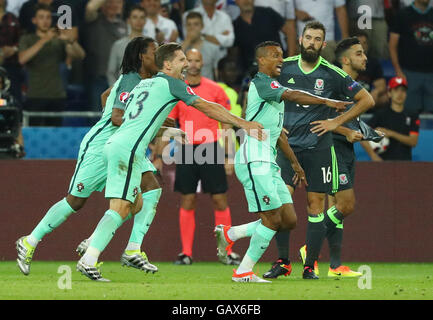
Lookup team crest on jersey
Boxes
[186,86,196,95]
[263,195,271,205]
[119,92,130,103]
[76,182,84,192]
[314,79,324,91]
[339,174,348,185]
[270,81,281,89]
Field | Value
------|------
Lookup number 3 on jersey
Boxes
[128,91,149,120]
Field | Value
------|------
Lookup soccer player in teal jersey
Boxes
[15,37,168,276]
[214,41,351,283]
[76,43,266,281]
[264,21,375,280]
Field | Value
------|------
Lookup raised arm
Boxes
[191,98,265,141]
[281,88,352,110]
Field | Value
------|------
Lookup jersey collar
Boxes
[298,56,323,75]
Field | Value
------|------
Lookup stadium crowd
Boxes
[0,0,432,159]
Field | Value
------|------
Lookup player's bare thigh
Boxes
[140,171,160,193]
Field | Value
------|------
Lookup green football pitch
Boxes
[1,261,432,300]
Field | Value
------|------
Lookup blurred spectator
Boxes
[19,4,85,126]
[293,0,349,63]
[255,0,297,56]
[0,0,25,104]
[82,0,127,111]
[193,0,240,20]
[181,11,219,80]
[361,76,420,161]
[183,0,234,61]
[107,5,146,85]
[141,0,179,43]
[160,0,184,38]
[0,66,25,158]
[354,30,388,108]
[19,0,80,34]
[400,0,432,7]
[216,57,241,116]
[389,0,433,115]
[6,0,27,16]
[347,0,389,59]
[232,0,290,79]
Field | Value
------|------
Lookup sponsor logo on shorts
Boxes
[76,182,84,192]
[339,174,348,185]
[263,195,271,205]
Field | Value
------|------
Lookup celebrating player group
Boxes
[16,20,380,283]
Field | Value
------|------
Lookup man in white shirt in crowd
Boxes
[181,11,220,80]
[183,0,234,60]
[141,0,179,43]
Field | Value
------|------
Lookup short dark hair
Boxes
[120,37,156,74]
[255,41,281,60]
[352,29,369,39]
[335,37,361,65]
[155,42,183,70]
[185,11,203,23]
[128,4,145,18]
[302,21,326,39]
[34,3,52,17]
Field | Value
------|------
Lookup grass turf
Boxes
[1,261,432,300]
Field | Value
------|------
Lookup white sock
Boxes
[227,220,260,242]
[236,255,255,274]
[125,242,140,252]
[81,246,100,266]
[26,234,39,248]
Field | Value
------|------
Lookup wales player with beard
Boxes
[263,22,375,280]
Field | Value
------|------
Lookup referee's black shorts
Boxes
[174,141,228,195]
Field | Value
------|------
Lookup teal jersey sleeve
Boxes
[253,73,287,103]
[111,72,142,110]
[158,73,200,106]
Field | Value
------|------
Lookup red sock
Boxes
[179,208,195,257]
[214,207,232,255]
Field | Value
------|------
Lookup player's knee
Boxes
[212,194,228,211]
[337,200,355,216]
[181,194,196,210]
[66,194,86,211]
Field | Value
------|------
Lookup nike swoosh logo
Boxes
[48,224,55,229]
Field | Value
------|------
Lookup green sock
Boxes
[30,198,76,243]
[325,206,344,269]
[88,209,123,252]
[237,223,276,273]
[127,188,162,248]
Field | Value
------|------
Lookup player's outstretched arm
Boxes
[191,98,265,141]
[277,130,308,187]
[310,89,375,136]
[281,89,352,111]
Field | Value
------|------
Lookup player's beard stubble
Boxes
[300,43,322,63]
